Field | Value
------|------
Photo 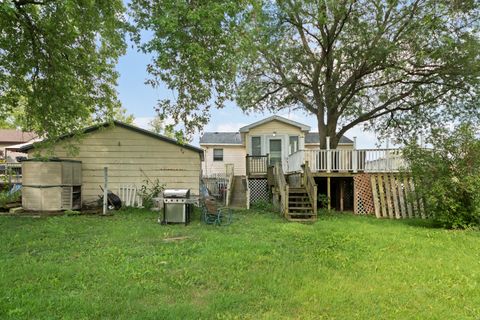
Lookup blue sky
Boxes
[116,40,382,148]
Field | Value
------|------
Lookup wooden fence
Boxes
[354,173,425,219]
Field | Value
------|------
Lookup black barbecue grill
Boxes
[161,189,194,225]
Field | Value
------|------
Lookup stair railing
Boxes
[302,161,317,214]
[274,162,289,217]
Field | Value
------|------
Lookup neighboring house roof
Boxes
[5,138,43,152]
[0,129,36,143]
[305,133,353,144]
[19,121,204,157]
[200,132,242,145]
[239,115,310,132]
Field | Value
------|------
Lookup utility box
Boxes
[22,159,82,211]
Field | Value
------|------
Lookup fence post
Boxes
[246,154,250,176]
[352,136,358,173]
[326,136,331,173]
[103,166,108,215]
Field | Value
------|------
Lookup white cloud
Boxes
[134,116,175,131]
[343,126,380,149]
[278,112,304,122]
[133,117,154,130]
[215,122,248,132]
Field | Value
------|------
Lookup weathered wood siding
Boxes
[28,126,201,205]
[202,145,246,176]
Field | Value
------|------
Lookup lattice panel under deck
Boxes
[354,174,375,215]
[248,179,270,204]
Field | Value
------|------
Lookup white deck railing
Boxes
[287,149,407,173]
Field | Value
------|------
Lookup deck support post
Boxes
[326,136,331,173]
[340,179,344,211]
[327,176,331,210]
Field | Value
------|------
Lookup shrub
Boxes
[138,178,165,210]
[251,199,274,212]
[403,124,480,229]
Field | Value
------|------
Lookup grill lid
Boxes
[163,189,190,198]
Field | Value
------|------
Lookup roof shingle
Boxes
[200,132,242,144]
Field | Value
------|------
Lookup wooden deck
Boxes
[246,154,269,178]
[287,148,406,174]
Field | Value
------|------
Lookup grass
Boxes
[0,209,479,319]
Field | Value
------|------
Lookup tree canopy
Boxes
[0,0,127,139]
[131,0,480,147]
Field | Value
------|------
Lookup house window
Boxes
[289,136,299,154]
[251,136,261,156]
[213,148,223,161]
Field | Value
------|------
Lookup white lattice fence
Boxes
[248,179,269,204]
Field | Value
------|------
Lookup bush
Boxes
[251,199,274,212]
[138,178,165,210]
[403,124,480,229]
[0,188,21,209]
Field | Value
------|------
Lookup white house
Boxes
[200,115,353,177]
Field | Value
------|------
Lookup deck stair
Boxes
[286,187,317,221]
[273,162,318,222]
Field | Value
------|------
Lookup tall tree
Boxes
[131,0,480,148]
[148,115,164,134]
[0,0,127,139]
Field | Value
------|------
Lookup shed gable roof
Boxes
[20,121,204,156]
[239,115,310,132]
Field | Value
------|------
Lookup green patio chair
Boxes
[201,201,232,226]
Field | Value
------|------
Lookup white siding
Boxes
[202,145,246,176]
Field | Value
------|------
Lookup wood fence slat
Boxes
[390,175,401,219]
[371,175,381,218]
[404,177,413,218]
[418,194,426,219]
[409,179,419,218]
[384,174,394,219]
[378,175,387,218]
[412,178,425,219]
[397,178,407,218]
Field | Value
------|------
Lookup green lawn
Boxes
[0,209,479,319]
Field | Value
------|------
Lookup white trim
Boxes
[200,143,243,146]
[239,115,310,132]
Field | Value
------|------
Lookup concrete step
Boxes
[228,176,247,208]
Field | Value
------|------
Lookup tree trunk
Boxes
[317,110,340,149]
[317,113,327,149]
